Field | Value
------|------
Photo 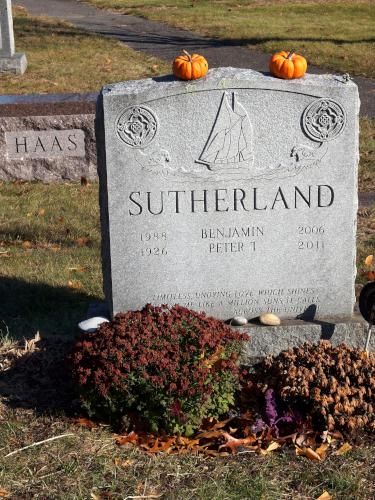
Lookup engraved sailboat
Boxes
[195,92,254,172]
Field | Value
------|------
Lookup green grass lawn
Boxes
[0,182,102,340]
[359,117,375,192]
[0,6,168,94]
[83,0,375,78]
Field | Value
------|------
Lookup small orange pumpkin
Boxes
[269,51,307,79]
[173,50,208,80]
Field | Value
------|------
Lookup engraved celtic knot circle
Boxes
[116,105,157,148]
[302,98,346,142]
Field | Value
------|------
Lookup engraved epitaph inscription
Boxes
[6,129,85,159]
[98,69,359,320]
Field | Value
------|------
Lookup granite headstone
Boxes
[97,68,360,321]
[0,93,97,181]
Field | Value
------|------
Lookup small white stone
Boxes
[230,316,248,326]
[259,313,281,326]
[78,316,109,333]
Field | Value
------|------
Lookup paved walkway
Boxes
[17,0,375,117]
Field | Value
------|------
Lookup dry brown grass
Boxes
[0,6,168,94]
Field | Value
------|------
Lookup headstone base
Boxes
[0,52,27,74]
[86,302,371,364]
[240,315,371,364]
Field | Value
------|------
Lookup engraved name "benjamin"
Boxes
[128,185,334,215]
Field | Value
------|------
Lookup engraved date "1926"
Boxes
[141,247,167,256]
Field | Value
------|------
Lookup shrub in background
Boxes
[71,304,249,435]
[254,341,375,433]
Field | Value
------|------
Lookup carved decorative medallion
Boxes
[116,105,157,148]
[302,98,346,142]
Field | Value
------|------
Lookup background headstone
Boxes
[0,93,97,181]
[0,0,27,74]
[97,68,360,322]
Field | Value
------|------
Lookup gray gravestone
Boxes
[0,0,27,74]
[0,93,97,181]
[5,129,86,159]
[97,68,360,322]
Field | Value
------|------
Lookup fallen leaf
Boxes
[114,458,134,467]
[316,443,329,459]
[22,240,32,249]
[176,436,200,449]
[316,491,332,500]
[68,280,83,290]
[68,266,86,273]
[24,331,41,353]
[265,441,281,453]
[296,446,321,461]
[57,216,65,224]
[219,432,257,453]
[329,430,343,441]
[365,254,374,266]
[195,429,224,440]
[203,449,230,457]
[38,208,46,216]
[333,442,352,456]
[116,431,138,446]
[76,237,90,247]
[0,488,10,498]
[74,417,97,429]
[201,417,232,431]
[146,437,175,453]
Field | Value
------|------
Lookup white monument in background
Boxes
[0,0,27,74]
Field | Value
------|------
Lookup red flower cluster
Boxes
[71,304,249,434]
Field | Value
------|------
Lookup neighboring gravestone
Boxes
[0,93,97,181]
[97,68,360,321]
[0,0,27,74]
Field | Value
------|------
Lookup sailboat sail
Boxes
[196,92,253,170]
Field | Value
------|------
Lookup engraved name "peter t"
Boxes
[6,129,86,159]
